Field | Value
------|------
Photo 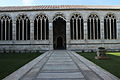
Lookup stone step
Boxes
[41,69,80,73]
[37,72,84,79]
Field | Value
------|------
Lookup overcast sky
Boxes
[0,0,120,6]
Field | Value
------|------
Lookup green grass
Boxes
[77,52,120,78]
[0,53,42,80]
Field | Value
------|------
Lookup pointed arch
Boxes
[70,13,84,40]
[53,12,66,21]
[34,14,49,40]
[87,14,100,39]
[0,15,12,40]
[16,14,30,40]
[53,17,66,49]
[104,13,117,39]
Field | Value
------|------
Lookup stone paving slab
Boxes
[35,78,86,80]
[47,60,73,63]
[37,72,84,78]
[48,57,71,60]
[42,64,78,70]
[41,69,80,73]
[46,61,74,64]
[48,59,73,61]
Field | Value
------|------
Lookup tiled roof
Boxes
[0,5,120,11]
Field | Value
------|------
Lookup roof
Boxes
[0,5,120,11]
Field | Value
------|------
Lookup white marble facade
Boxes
[0,5,120,52]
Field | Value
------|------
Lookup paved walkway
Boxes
[5,50,119,80]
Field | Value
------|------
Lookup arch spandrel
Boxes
[104,13,116,19]
[16,14,30,21]
[34,13,49,20]
[87,13,100,19]
[70,13,83,19]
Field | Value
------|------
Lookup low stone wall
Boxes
[0,42,120,53]
[67,43,120,52]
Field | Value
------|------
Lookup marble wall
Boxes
[0,10,120,52]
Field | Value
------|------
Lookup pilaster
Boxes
[49,22,53,50]
[30,20,34,40]
[12,20,16,40]
[101,20,104,40]
[117,21,120,39]
[66,20,70,49]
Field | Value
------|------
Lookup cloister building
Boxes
[0,5,120,52]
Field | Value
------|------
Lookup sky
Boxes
[0,0,120,6]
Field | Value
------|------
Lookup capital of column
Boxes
[66,20,70,23]
[30,20,34,23]
[49,22,53,28]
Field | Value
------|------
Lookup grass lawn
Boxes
[77,52,120,78]
[0,53,42,80]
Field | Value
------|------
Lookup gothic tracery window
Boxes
[34,14,49,40]
[0,15,12,40]
[104,14,117,39]
[87,14,100,39]
[70,13,84,40]
[16,14,30,40]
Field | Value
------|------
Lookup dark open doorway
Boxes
[53,17,66,50]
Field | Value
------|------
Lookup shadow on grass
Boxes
[78,52,120,78]
[0,53,42,80]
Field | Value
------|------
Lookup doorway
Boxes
[53,17,66,50]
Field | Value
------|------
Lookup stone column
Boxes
[109,19,112,39]
[66,20,70,50]
[79,19,81,39]
[22,20,24,40]
[44,19,46,40]
[93,18,95,39]
[1,20,3,40]
[36,19,38,40]
[49,22,53,50]
[84,20,87,40]
[89,19,91,39]
[113,19,115,39]
[26,19,28,40]
[30,20,34,40]
[72,19,74,40]
[76,19,78,40]
[5,20,6,40]
[8,20,11,40]
[40,19,42,40]
[106,19,108,39]
[18,20,20,40]
[96,18,99,39]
